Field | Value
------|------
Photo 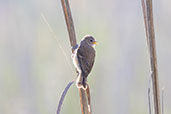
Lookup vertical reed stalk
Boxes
[141,0,161,114]
[61,0,91,114]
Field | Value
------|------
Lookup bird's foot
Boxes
[76,82,87,90]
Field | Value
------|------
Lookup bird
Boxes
[72,35,97,90]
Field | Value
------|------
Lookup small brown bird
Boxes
[72,35,97,90]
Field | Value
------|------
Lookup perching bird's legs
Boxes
[76,73,87,90]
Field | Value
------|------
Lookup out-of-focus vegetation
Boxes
[0,0,171,114]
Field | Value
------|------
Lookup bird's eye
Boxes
[90,39,93,42]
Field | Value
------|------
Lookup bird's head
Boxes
[82,35,97,47]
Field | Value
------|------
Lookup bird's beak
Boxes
[93,41,97,45]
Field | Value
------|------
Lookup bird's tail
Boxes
[76,74,87,90]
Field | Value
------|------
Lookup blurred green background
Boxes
[0,0,171,114]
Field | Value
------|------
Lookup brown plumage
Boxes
[72,35,96,90]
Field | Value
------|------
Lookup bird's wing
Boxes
[77,45,95,77]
